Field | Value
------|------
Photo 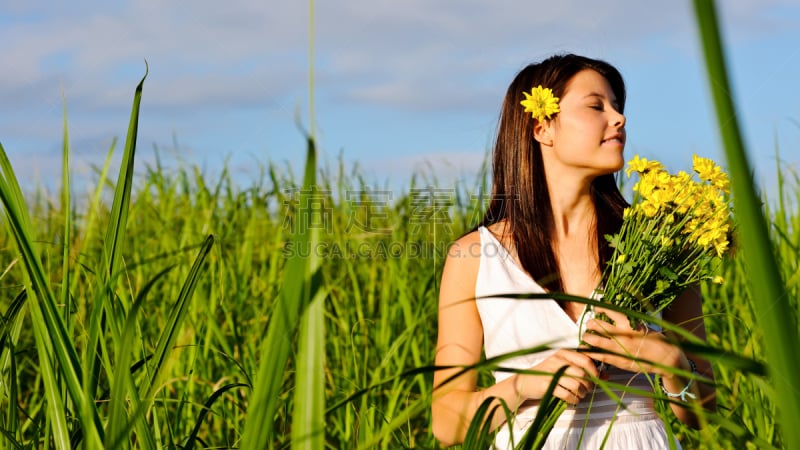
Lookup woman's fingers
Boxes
[587,351,643,373]
[584,317,633,337]
[598,309,633,329]
[544,372,588,405]
[553,349,600,393]
[589,308,640,334]
[553,365,593,395]
[582,329,637,355]
[583,319,613,337]
[554,385,583,405]
[518,349,602,402]
[554,349,600,378]
[581,327,669,373]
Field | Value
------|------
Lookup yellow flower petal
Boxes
[520,85,560,122]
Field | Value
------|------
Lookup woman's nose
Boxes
[613,111,626,128]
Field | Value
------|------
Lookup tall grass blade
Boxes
[692,1,800,448]
[60,94,72,326]
[0,373,15,442]
[1,291,26,445]
[183,382,249,450]
[103,63,147,283]
[0,143,104,447]
[81,138,117,412]
[291,0,326,447]
[292,290,326,449]
[58,95,74,450]
[516,366,568,450]
[462,397,507,449]
[32,323,71,450]
[105,287,147,450]
[141,235,214,399]
[85,68,148,438]
[106,265,176,450]
[241,135,320,449]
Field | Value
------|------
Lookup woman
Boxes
[432,54,715,449]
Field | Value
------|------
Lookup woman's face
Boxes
[544,69,626,178]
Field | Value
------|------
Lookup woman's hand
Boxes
[580,309,682,376]
[515,349,601,405]
[580,289,716,429]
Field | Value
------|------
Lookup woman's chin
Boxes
[597,160,625,175]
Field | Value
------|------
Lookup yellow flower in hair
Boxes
[521,85,560,121]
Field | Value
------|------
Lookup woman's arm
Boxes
[582,286,716,428]
[660,285,717,426]
[432,232,521,446]
[432,232,600,446]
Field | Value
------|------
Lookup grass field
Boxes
[1,112,798,449]
[1,0,798,448]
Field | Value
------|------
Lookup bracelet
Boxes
[659,358,697,402]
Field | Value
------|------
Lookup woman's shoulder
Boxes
[447,222,511,259]
[440,229,485,293]
[439,230,483,310]
[446,229,482,260]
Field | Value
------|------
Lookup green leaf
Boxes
[102,63,147,284]
[658,266,679,281]
[183,383,249,450]
[516,366,568,450]
[241,136,321,449]
[0,290,26,445]
[105,264,176,450]
[292,287,327,449]
[0,142,104,447]
[60,93,72,333]
[692,1,800,449]
[463,397,509,449]
[141,235,214,400]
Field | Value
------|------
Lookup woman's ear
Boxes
[533,119,554,147]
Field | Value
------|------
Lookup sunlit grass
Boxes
[1,111,798,449]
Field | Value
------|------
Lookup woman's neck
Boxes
[541,154,599,240]
[548,178,595,241]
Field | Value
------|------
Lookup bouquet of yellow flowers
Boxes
[598,154,732,327]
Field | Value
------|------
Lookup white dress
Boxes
[475,226,680,450]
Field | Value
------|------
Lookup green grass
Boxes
[0,0,798,448]
[0,91,464,447]
[1,103,798,449]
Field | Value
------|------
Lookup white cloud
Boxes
[3,0,796,115]
[1,0,799,188]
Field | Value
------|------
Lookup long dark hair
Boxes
[477,54,629,293]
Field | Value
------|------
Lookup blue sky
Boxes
[1,0,799,195]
